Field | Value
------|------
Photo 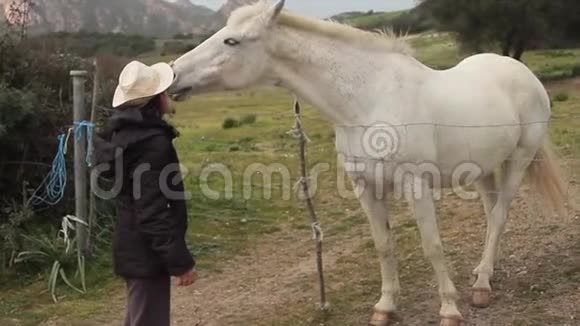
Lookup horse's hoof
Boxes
[471,288,491,308]
[440,317,464,326]
[369,310,394,326]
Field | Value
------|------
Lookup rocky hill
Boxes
[0,0,218,37]
[198,0,257,32]
[217,0,257,20]
[1,0,265,37]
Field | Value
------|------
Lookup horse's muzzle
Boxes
[169,87,193,102]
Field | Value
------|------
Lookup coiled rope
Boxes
[28,120,95,206]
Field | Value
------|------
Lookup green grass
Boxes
[411,32,465,69]
[2,30,580,326]
[411,32,580,80]
[340,10,407,29]
[547,85,580,159]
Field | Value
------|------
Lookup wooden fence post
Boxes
[71,70,89,255]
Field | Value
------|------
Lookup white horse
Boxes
[169,1,567,325]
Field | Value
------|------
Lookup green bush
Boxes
[0,42,86,207]
[0,199,34,270]
[0,86,41,139]
[24,32,156,58]
[553,92,570,102]
[538,64,580,82]
[0,7,122,299]
[15,221,88,302]
[572,65,580,77]
[162,40,196,56]
[222,118,241,129]
[240,114,257,125]
[173,33,193,40]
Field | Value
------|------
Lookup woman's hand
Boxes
[175,268,198,287]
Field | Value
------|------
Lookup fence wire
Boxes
[173,103,579,219]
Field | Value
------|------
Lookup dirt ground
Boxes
[41,80,580,326]
[42,183,580,326]
[181,190,580,326]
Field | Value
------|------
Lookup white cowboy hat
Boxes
[112,61,174,108]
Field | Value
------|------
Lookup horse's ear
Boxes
[263,0,285,25]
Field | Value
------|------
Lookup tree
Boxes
[422,0,580,61]
[6,0,34,40]
[0,1,87,211]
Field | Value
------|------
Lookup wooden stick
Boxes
[87,59,100,255]
[293,97,329,310]
[90,59,99,124]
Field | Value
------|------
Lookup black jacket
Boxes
[93,106,195,279]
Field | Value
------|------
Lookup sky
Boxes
[189,0,418,17]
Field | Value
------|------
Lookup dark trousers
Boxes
[124,275,170,326]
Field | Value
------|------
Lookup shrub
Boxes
[173,33,193,40]
[572,65,580,77]
[0,4,121,297]
[15,216,88,302]
[95,53,131,112]
[0,199,34,269]
[25,32,156,58]
[0,42,87,207]
[553,92,570,102]
[239,137,255,144]
[222,118,241,129]
[162,40,195,56]
[240,114,257,125]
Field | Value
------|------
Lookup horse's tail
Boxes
[527,140,568,217]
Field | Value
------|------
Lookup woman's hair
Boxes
[139,94,163,120]
[137,93,179,137]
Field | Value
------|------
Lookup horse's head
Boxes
[169,0,285,100]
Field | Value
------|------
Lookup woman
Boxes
[94,60,196,326]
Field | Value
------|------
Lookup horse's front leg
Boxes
[354,178,400,326]
[411,178,463,326]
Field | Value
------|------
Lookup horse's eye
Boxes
[224,38,240,46]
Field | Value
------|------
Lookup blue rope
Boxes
[28,121,95,207]
[28,133,68,206]
[74,121,96,167]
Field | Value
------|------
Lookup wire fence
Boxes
[163,96,580,224]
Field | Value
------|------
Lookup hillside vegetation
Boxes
[331,3,435,34]
[25,32,156,58]
[332,10,406,29]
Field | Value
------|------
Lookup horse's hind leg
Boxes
[471,173,498,306]
[472,148,535,307]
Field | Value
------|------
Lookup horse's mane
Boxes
[228,1,414,55]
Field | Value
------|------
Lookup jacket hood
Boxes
[93,106,178,167]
